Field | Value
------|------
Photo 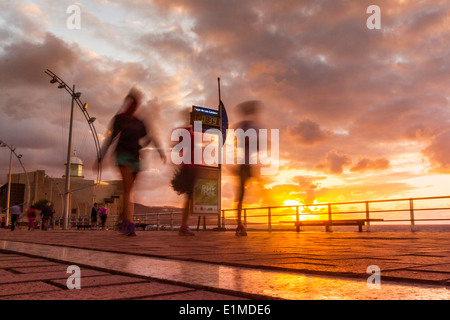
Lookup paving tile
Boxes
[0,269,111,284]
[408,264,450,273]
[0,281,61,297]
[0,269,14,277]
[0,260,60,269]
[10,265,73,274]
[141,290,247,300]
[382,270,450,282]
[48,275,146,288]
[0,256,35,261]
[0,281,195,300]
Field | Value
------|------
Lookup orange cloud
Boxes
[350,157,390,172]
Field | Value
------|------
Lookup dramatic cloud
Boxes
[315,150,352,174]
[288,119,330,145]
[350,157,390,172]
[422,130,450,173]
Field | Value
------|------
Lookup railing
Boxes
[221,195,450,232]
[64,212,183,230]
[46,195,450,232]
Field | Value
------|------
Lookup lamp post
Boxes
[45,69,102,230]
[61,84,76,230]
[1,140,31,226]
[1,142,14,226]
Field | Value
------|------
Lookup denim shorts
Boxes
[116,153,141,173]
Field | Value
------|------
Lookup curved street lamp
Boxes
[45,69,102,229]
[0,140,30,226]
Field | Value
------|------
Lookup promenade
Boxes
[0,229,449,300]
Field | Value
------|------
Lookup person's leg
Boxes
[237,178,245,227]
[236,165,250,236]
[119,165,136,222]
[119,165,138,235]
[179,193,195,236]
[11,215,17,231]
[181,195,191,226]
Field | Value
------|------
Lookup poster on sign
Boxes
[193,167,219,214]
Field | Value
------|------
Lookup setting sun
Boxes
[283,199,322,221]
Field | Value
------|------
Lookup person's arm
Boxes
[99,116,121,162]
[153,135,166,163]
[142,120,166,163]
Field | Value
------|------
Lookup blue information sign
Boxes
[193,106,219,116]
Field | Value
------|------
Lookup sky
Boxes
[1,0,449,213]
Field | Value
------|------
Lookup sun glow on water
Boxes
[282,199,324,221]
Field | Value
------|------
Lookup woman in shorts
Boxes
[97,87,166,236]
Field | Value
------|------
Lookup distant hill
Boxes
[133,203,181,214]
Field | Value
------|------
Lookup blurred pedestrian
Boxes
[233,100,264,236]
[99,204,108,230]
[171,124,197,236]
[26,205,37,231]
[1,216,5,229]
[96,87,166,236]
[41,202,53,231]
[91,202,99,230]
[10,202,21,231]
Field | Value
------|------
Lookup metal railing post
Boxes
[268,207,272,232]
[365,201,370,232]
[327,203,332,232]
[296,206,300,232]
[409,199,415,232]
[244,209,247,228]
[222,210,226,230]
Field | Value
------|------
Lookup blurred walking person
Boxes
[99,204,108,230]
[41,202,53,231]
[10,202,21,231]
[96,87,166,236]
[171,124,197,236]
[26,205,37,231]
[91,202,99,230]
[233,100,264,236]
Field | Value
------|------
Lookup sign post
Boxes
[189,78,227,230]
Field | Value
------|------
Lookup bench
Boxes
[135,223,149,231]
[76,224,91,230]
[280,219,383,232]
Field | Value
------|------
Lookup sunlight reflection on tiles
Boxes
[1,240,448,300]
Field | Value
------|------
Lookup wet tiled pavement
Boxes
[0,229,449,300]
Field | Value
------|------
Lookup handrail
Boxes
[221,195,450,232]
[221,195,450,212]
[45,195,450,232]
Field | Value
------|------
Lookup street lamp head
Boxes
[74,92,82,98]
[50,77,58,84]
[58,83,65,89]
[88,117,96,123]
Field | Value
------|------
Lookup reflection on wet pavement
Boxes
[1,240,448,299]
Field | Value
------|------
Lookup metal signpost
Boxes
[189,78,227,230]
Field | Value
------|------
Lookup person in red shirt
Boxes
[26,205,37,231]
